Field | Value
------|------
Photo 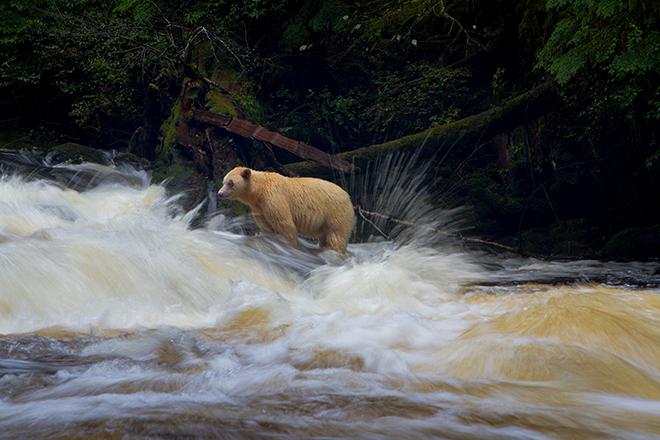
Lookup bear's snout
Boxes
[217,188,230,198]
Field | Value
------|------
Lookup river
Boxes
[0,152,659,439]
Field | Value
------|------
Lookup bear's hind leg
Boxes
[321,231,348,254]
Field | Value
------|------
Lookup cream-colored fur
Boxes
[217,167,354,253]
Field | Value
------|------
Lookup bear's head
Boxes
[217,167,252,200]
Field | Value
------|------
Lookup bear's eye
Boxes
[227,180,234,188]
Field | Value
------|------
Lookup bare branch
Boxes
[433,0,486,52]
[356,206,518,252]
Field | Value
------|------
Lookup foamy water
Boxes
[0,159,659,438]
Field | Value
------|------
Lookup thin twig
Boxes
[542,184,561,225]
[433,0,486,52]
[356,205,517,252]
[356,206,392,240]
[203,77,230,94]
[357,207,415,226]
[455,236,517,252]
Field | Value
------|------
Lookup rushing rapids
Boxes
[0,155,659,439]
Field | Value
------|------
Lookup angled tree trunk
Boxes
[191,109,354,173]
[286,83,557,176]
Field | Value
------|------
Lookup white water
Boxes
[1,162,659,438]
[0,171,478,334]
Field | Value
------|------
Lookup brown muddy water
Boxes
[0,156,659,439]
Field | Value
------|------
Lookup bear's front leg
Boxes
[252,211,273,233]
[262,202,299,248]
[270,217,299,248]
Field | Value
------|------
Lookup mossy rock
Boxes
[206,89,237,116]
[548,219,601,257]
[233,92,264,122]
[151,151,208,211]
[206,68,263,121]
[151,160,193,184]
[160,96,183,154]
[517,218,601,258]
[602,225,660,259]
[0,128,65,151]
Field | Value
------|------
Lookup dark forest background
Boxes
[1,0,659,258]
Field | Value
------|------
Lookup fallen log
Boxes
[286,82,556,176]
[192,109,354,173]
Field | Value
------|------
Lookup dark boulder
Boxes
[602,225,660,259]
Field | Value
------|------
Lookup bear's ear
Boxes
[241,168,251,180]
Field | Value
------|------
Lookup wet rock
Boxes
[602,225,660,259]
[48,142,108,165]
[108,150,151,170]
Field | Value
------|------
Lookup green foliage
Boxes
[234,92,264,122]
[279,0,350,51]
[261,1,512,151]
[267,86,358,150]
[307,88,357,144]
[1,0,54,86]
[538,0,659,85]
[645,149,660,170]
[227,0,287,20]
[538,0,660,166]
[0,0,274,137]
[0,0,172,134]
[176,0,288,26]
[312,90,356,126]
[309,1,350,33]
[538,0,659,99]
[491,67,508,102]
[517,0,552,52]
[0,0,500,149]
[367,64,471,139]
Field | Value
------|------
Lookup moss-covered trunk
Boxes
[287,83,557,176]
[152,71,288,211]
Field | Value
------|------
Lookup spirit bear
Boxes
[217,167,354,253]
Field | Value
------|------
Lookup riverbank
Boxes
[1,127,658,261]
